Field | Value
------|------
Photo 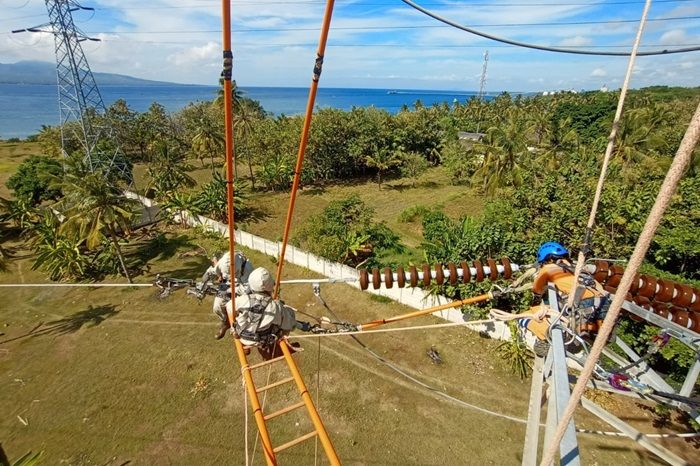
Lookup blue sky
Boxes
[1,0,699,92]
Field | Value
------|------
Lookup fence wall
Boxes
[126,191,511,341]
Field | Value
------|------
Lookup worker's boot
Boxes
[215,321,229,340]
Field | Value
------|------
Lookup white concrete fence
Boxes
[125,191,512,341]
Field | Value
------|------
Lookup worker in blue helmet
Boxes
[536,241,570,264]
[521,241,610,356]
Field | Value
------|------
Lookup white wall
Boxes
[127,191,512,341]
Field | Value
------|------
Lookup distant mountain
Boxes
[0,60,193,86]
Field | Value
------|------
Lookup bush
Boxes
[398,204,432,223]
[6,155,62,204]
[295,195,403,267]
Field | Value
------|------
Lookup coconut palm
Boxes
[365,148,402,189]
[53,160,139,283]
[191,119,224,171]
[234,100,263,188]
[472,110,530,195]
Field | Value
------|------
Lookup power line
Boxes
[398,0,700,56]
[89,0,696,7]
[76,15,700,35]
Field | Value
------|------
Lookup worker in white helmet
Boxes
[202,250,254,340]
[225,267,313,357]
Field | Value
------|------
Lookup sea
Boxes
[0,83,489,139]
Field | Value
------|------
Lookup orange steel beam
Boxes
[357,293,493,330]
[221,1,277,465]
[279,340,341,464]
[273,0,337,299]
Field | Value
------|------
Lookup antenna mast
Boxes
[477,50,489,100]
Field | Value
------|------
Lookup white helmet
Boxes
[248,267,275,294]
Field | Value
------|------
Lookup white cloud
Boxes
[659,29,689,46]
[559,36,592,47]
[591,68,607,77]
[167,41,219,67]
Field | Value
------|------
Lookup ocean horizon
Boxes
[0,83,499,139]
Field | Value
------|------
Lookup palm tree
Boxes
[54,161,139,283]
[146,143,196,200]
[191,119,224,172]
[365,149,402,189]
[234,100,262,188]
[472,110,530,195]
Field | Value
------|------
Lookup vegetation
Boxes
[6,155,62,204]
[295,195,403,267]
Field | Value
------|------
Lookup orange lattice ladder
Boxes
[233,337,341,465]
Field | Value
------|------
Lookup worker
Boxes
[520,241,610,356]
[225,267,314,358]
[201,251,254,340]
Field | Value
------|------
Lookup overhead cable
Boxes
[77,15,700,34]
[398,0,700,56]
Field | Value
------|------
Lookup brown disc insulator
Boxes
[634,295,652,310]
[501,257,513,279]
[690,289,700,312]
[397,266,406,288]
[422,264,432,287]
[434,264,445,285]
[593,260,610,284]
[607,265,625,288]
[359,269,369,290]
[672,310,693,329]
[604,285,617,295]
[487,258,498,281]
[409,266,418,288]
[689,314,700,333]
[448,262,458,285]
[372,268,381,290]
[672,284,693,308]
[655,279,675,303]
[651,301,671,320]
[638,275,658,299]
[473,260,485,282]
[629,273,641,294]
[630,295,652,322]
[384,267,394,289]
[461,261,471,284]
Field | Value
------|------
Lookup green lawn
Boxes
[0,228,697,465]
[1,142,697,464]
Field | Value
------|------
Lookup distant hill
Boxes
[0,60,191,86]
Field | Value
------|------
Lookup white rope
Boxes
[565,0,651,319]
[287,319,496,339]
[541,96,700,464]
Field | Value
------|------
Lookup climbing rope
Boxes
[565,0,651,315]
[541,98,700,465]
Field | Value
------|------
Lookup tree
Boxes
[6,155,63,204]
[234,99,265,188]
[365,148,402,189]
[472,110,530,195]
[191,118,224,171]
[398,151,429,187]
[53,159,139,283]
[146,143,196,201]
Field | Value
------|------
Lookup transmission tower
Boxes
[13,1,131,182]
[477,50,489,101]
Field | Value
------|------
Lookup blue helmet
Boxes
[537,241,569,263]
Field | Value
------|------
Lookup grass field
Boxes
[133,157,485,265]
[1,227,698,465]
[2,141,698,464]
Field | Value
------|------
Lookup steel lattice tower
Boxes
[16,1,131,182]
